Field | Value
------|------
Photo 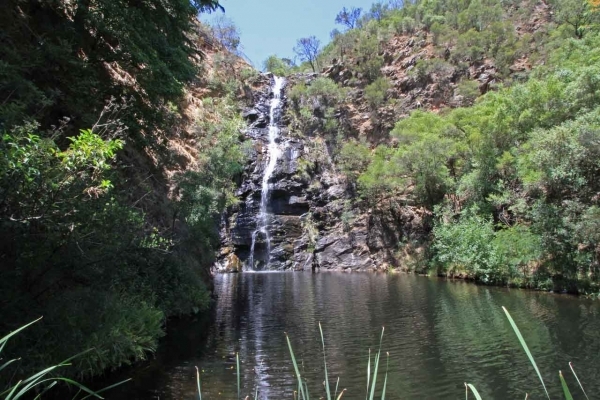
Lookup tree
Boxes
[388,0,405,9]
[294,36,321,72]
[335,7,363,29]
[554,0,598,38]
[0,0,223,136]
[209,15,241,53]
[364,77,391,109]
[263,55,294,76]
[369,2,390,21]
[330,29,355,62]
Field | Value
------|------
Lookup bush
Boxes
[433,207,504,283]
[337,140,371,183]
[456,79,481,104]
[263,55,294,76]
[364,77,391,109]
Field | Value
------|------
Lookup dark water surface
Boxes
[109,273,600,399]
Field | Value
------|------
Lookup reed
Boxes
[194,310,592,400]
[0,319,128,400]
[465,307,591,399]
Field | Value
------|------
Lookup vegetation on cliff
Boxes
[277,0,600,292]
[0,0,254,383]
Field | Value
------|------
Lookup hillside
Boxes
[1,0,600,392]
[0,0,256,381]
[236,0,600,293]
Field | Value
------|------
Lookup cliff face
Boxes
[216,74,430,272]
[215,0,558,273]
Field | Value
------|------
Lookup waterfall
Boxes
[248,76,286,270]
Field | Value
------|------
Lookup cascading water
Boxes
[247,76,286,270]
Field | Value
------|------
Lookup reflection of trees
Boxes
[432,282,576,398]
[155,274,600,399]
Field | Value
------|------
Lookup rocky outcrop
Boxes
[214,74,430,272]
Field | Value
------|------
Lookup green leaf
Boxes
[196,366,202,400]
[286,333,308,400]
[465,383,483,400]
[559,371,574,400]
[502,306,550,399]
[319,322,332,400]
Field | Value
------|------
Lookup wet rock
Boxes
[223,253,242,273]
[242,108,259,121]
[216,73,428,273]
[326,185,345,200]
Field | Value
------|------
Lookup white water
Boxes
[248,76,286,270]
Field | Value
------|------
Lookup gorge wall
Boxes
[216,73,429,272]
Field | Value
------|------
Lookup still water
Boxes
[110,273,600,399]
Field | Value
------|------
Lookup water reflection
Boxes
[109,273,600,399]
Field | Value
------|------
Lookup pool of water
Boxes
[108,272,600,399]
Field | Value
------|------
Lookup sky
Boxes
[202,0,379,69]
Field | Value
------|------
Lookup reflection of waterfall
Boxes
[248,76,286,270]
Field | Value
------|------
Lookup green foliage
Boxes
[0,124,172,376]
[289,78,346,136]
[552,0,600,38]
[263,55,294,76]
[354,33,384,82]
[0,0,244,383]
[350,30,600,287]
[456,79,481,104]
[387,111,457,208]
[364,77,391,109]
[357,146,399,200]
[0,117,220,378]
[433,207,507,283]
[337,140,372,183]
[0,0,222,144]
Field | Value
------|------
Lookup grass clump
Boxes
[0,319,128,400]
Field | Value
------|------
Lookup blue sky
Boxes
[203,0,379,69]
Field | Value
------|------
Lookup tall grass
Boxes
[195,309,592,400]
[465,307,591,399]
[195,324,388,399]
[0,319,129,400]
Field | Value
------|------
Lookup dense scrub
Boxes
[356,28,600,291]
[277,0,600,292]
[0,0,253,382]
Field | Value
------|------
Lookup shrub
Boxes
[364,77,391,109]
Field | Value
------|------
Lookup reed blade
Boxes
[502,306,550,400]
[0,318,42,352]
[237,352,241,400]
[559,371,574,400]
[569,362,590,400]
[0,358,18,373]
[80,379,131,400]
[286,333,307,400]
[368,327,385,400]
[196,366,202,400]
[365,349,371,400]
[33,381,57,400]
[465,383,482,400]
[319,322,332,400]
[381,353,389,400]
[14,377,102,400]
